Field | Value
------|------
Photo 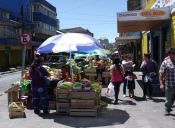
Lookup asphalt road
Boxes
[0,71,21,93]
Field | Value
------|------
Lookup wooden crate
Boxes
[85,72,96,82]
[71,99,95,109]
[56,102,69,114]
[9,102,25,119]
[70,91,97,100]
[56,88,69,99]
[56,88,69,94]
[49,101,56,110]
[56,99,69,103]
[70,108,97,117]
[5,85,20,104]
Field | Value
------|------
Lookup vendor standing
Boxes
[29,57,50,114]
[92,55,104,81]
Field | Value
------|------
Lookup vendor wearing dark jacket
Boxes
[29,57,50,114]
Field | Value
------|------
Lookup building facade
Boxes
[117,0,174,66]
[127,0,141,10]
[141,0,173,65]
[0,0,58,67]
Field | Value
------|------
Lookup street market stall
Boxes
[6,33,111,118]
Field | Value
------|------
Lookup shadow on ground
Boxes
[38,108,130,127]
[120,100,137,105]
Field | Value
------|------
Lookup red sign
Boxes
[141,10,165,17]
[21,33,31,45]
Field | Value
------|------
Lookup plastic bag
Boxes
[105,82,115,97]
[144,76,149,83]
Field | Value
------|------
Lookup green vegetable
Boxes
[59,82,73,89]
[20,80,31,93]
[73,82,82,88]
[91,82,100,91]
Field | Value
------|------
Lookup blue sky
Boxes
[47,0,127,42]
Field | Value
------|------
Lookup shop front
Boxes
[115,34,142,69]
[117,7,170,65]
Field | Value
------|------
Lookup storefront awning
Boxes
[116,36,141,44]
[117,7,170,32]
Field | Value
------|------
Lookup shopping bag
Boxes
[105,82,115,97]
[144,75,149,83]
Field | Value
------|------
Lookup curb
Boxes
[0,70,21,76]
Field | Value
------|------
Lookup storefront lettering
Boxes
[141,10,165,17]
[118,13,137,17]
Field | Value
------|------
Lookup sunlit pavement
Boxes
[0,72,174,128]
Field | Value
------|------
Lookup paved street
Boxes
[0,71,21,94]
[0,72,175,128]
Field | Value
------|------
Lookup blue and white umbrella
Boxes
[37,33,102,53]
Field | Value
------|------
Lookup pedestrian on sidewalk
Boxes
[159,48,175,115]
[125,70,137,98]
[140,53,158,99]
[110,54,124,104]
[29,57,50,114]
[122,55,135,97]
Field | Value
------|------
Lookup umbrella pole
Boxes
[69,47,73,82]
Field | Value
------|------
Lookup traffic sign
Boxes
[21,33,31,45]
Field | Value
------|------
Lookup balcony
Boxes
[33,12,57,27]
[33,0,56,12]
[34,28,55,36]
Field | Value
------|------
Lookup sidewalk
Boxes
[0,67,21,75]
[0,72,175,128]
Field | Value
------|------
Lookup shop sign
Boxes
[141,10,165,17]
[117,7,170,21]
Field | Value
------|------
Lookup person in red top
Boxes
[110,56,124,104]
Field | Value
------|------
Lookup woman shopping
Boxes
[110,55,124,104]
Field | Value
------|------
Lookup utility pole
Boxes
[19,5,26,80]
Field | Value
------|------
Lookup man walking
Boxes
[159,48,175,115]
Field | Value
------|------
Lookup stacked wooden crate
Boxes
[69,91,99,117]
[55,88,70,114]
[5,84,20,104]
[9,102,25,119]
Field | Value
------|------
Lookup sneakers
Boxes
[123,94,126,98]
[43,109,49,114]
[164,110,170,116]
[113,100,118,105]
[164,109,173,116]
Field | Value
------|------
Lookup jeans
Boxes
[143,81,152,97]
[32,87,49,111]
[165,86,175,112]
[112,82,121,102]
[123,80,127,95]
